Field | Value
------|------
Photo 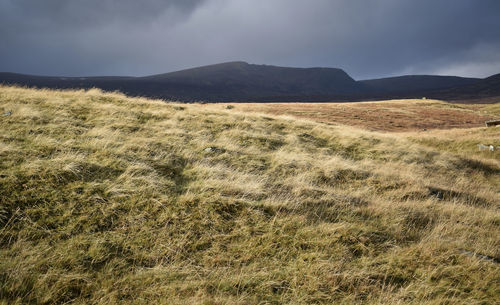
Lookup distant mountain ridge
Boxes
[360,75,480,94]
[0,61,498,102]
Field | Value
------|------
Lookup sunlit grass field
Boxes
[0,86,498,304]
[203,99,498,132]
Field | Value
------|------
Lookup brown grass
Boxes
[205,99,498,132]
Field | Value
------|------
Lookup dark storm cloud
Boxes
[1,0,500,79]
[1,0,204,26]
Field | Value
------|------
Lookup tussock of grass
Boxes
[0,86,499,304]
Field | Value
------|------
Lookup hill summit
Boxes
[146,61,360,94]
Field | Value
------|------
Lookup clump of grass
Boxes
[0,86,499,304]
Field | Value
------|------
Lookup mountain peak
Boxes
[141,61,359,98]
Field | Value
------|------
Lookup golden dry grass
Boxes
[0,86,499,304]
[203,99,498,132]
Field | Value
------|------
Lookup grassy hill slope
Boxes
[0,86,499,304]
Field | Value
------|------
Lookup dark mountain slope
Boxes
[431,73,500,99]
[0,72,133,84]
[258,74,497,102]
[144,61,360,93]
[0,72,135,95]
[134,61,365,100]
[360,75,480,94]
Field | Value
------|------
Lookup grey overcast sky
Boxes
[1,0,500,79]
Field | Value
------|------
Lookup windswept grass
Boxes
[205,99,497,132]
[0,86,499,304]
